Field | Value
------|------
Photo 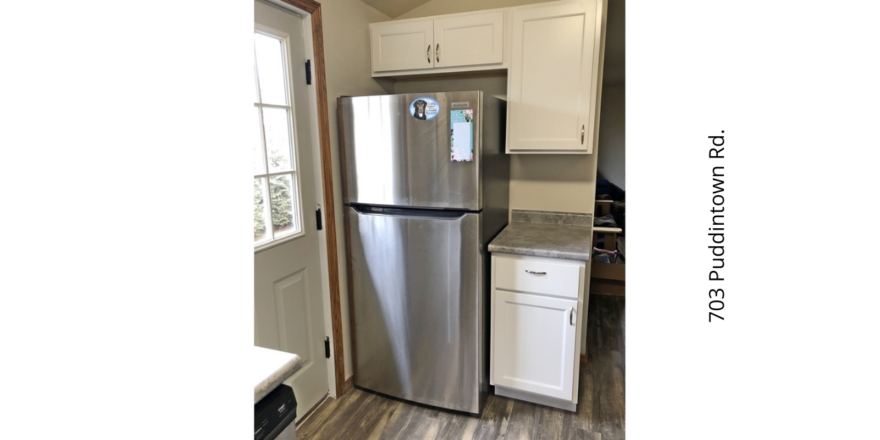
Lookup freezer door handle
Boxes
[569,307,576,326]
[350,204,467,220]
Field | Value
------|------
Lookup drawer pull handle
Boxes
[524,270,546,275]
[569,307,576,326]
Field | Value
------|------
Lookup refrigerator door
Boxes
[345,205,484,413]
[339,92,482,210]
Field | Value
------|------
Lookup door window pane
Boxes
[253,29,302,246]
[254,108,266,174]
[262,107,294,172]
[254,33,288,106]
[254,178,272,244]
[269,173,297,238]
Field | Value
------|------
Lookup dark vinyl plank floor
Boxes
[297,294,625,440]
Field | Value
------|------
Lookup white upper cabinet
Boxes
[370,19,435,72]
[507,0,606,154]
[433,12,504,69]
[370,10,508,76]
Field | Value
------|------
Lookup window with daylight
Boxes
[254,31,302,246]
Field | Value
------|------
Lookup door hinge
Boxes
[305,60,312,85]
[324,337,330,358]
[316,208,323,230]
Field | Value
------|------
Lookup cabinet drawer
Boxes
[494,255,581,299]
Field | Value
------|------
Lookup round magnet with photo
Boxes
[409,97,440,120]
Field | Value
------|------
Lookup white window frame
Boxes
[254,25,306,252]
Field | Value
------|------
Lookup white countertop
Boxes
[253,346,303,404]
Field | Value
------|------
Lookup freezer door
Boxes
[345,205,484,413]
[339,92,482,210]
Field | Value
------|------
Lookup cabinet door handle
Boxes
[436,44,440,63]
[427,45,431,63]
[569,307,576,326]
[524,270,546,275]
[581,125,585,144]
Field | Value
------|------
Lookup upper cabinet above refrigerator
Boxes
[433,12,504,69]
[370,20,435,73]
[370,11,508,76]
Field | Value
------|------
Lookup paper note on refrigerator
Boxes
[450,110,474,162]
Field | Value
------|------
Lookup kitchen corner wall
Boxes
[319,0,393,381]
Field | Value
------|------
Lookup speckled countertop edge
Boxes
[254,346,303,404]
[488,210,593,261]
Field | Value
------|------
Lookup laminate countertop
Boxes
[253,346,303,404]
[488,210,593,261]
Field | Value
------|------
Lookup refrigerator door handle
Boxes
[350,204,468,220]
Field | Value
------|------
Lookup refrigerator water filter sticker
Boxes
[409,97,440,120]
[450,109,474,162]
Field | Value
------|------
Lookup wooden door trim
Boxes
[274,0,347,397]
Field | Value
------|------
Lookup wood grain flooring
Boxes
[296,295,625,440]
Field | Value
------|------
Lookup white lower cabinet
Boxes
[490,253,587,411]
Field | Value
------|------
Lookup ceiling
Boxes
[360,0,433,18]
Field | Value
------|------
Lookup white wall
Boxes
[392,75,508,100]
[318,0,392,380]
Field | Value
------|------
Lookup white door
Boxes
[370,19,435,72]
[433,12,504,68]
[493,290,578,401]
[254,0,328,422]
[507,0,602,153]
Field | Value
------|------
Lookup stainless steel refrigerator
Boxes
[338,91,508,415]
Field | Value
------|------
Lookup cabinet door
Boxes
[433,12,504,68]
[507,0,603,153]
[493,290,578,400]
[370,20,435,72]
